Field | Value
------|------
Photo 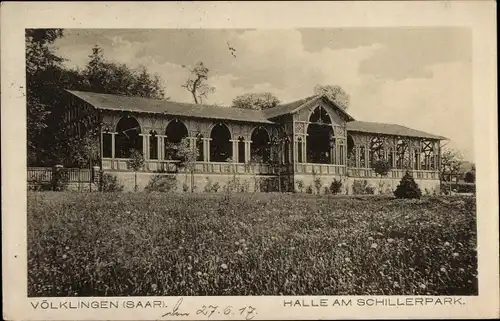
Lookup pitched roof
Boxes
[346,121,447,140]
[66,90,273,124]
[263,94,355,121]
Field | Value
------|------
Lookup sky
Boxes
[53,28,473,161]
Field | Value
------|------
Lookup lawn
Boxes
[27,192,477,296]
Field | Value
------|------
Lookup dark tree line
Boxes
[26,29,167,166]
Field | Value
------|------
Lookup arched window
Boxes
[347,135,355,167]
[359,145,366,168]
[396,139,409,169]
[196,133,204,161]
[149,130,158,160]
[115,115,142,158]
[307,106,334,164]
[369,137,384,167]
[102,129,113,158]
[210,123,232,162]
[165,119,188,160]
[250,127,270,163]
[238,137,245,163]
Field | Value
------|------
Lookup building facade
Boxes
[63,90,446,194]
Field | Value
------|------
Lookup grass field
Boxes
[28,192,477,296]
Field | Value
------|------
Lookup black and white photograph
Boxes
[2,2,498,320]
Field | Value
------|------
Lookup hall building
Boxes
[62,89,446,194]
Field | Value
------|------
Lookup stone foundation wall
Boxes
[104,170,440,195]
[105,170,281,193]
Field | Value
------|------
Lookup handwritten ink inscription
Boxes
[196,304,257,320]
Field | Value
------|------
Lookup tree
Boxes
[232,92,281,110]
[394,172,422,199]
[314,85,350,110]
[440,148,463,182]
[83,46,167,100]
[174,138,199,193]
[182,62,215,104]
[25,29,65,165]
[372,159,392,177]
[464,164,476,183]
[127,149,145,192]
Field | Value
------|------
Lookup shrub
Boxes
[464,171,475,183]
[51,169,69,191]
[352,180,368,195]
[365,184,376,195]
[144,174,177,193]
[305,185,313,194]
[100,173,124,192]
[313,177,322,194]
[394,172,422,199]
[329,178,343,195]
[323,186,330,195]
[204,178,221,193]
[372,159,392,177]
[182,182,189,192]
[441,182,475,194]
[296,179,305,193]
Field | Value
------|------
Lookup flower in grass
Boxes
[237,250,243,255]
[235,241,240,246]
[151,284,158,291]
[344,257,351,263]
[419,283,426,290]
[239,238,246,243]
[368,236,374,241]
[187,266,192,271]
[408,238,413,242]
[221,263,228,270]
[62,254,67,259]
[371,243,378,249]
[393,282,400,288]
[178,246,184,250]
[197,271,202,276]
[290,247,296,251]
[444,241,450,247]
[452,252,459,258]
[387,238,394,244]
[65,246,70,250]
[188,255,192,260]
[440,267,447,273]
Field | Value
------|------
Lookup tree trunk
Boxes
[134,171,137,192]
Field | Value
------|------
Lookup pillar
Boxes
[392,149,397,168]
[302,139,306,163]
[364,146,370,168]
[245,141,251,163]
[355,146,360,168]
[111,132,116,159]
[140,134,149,159]
[204,138,211,162]
[157,135,162,160]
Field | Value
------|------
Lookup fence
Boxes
[28,166,99,191]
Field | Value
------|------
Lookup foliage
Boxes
[144,174,178,193]
[313,177,323,195]
[306,185,313,194]
[28,192,477,296]
[26,31,168,166]
[83,46,166,99]
[329,178,343,195]
[26,29,65,165]
[204,178,221,193]
[232,92,281,110]
[182,62,215,104]
[50,169,69,191]
[296,179,305,193]
[372,159,392,177]
[464,170,475,183]
[127,149,145,192]
[394,172,422,199]
[440,148,463,181]
[441,182,475,195]
[314,84,350,110]
[100,173,124,192]
[182,182,190,192]
[66,130,100,167]
[352,180,376,195]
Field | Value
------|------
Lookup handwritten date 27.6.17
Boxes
[196,305,257,320]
